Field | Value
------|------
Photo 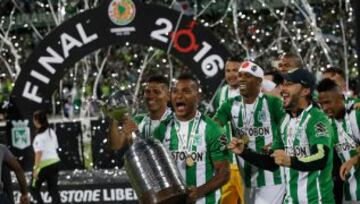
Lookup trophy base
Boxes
[140,186,187,204]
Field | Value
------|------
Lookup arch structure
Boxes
[8,0,230,169]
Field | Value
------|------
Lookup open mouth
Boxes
[239,84,247,89]
[325,111,333,117]
[282,92,289,100]
[175,102,186,111]
[147,100,155,105]
[146,99,158,108]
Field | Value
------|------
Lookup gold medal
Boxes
[242,134,250,145]
[186,155,195,167]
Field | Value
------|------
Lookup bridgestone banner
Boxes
[14,183,138,204]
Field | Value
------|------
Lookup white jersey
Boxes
[33,128,60,162]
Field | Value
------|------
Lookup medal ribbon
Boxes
[174,111,201,155]
[285,105,312,147]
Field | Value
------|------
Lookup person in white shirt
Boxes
[31,110,61,204]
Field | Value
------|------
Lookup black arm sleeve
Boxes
[241,149,279,172]
[290,145,329,172]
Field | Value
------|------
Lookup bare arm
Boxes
[6,156,29,204]
[212,118,224,127]
[33,151,42,171]
[109,119,128,150]
[108,117,137,150]
[187,160,229,202]
[32,150,42,181]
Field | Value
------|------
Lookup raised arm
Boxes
[108,117,137,150]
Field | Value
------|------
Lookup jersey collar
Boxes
[286,104,313,118]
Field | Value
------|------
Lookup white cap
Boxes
[239,61,264,79]
[262,79,276,91]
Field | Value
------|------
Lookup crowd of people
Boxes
[0,50,357,204]
[108,52,360,204]
[0,48,357,204]
[0,1,358,203]
[0,0,358,122]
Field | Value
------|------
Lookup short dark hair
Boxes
[281,52,303,67]
[227,55,242,63]
[322,67,345,80]
[175,73,200,90]
[146,75,169,87]
[317,78,340,93]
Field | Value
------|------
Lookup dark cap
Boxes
[282,68,316,92]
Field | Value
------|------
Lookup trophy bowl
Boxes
[102,90,132,121]
[124,137,187,204]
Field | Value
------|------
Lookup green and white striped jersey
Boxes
[345,96,360,110]
[273,105,335,204]
[133,108,172,138]
[213,84,240,164]
[214,93,285,188]
[153,113,228,204]
[332,108,360,201]
[213,84,240,111]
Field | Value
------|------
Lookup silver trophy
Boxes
[104,91,187,204]
[102,90,132,121]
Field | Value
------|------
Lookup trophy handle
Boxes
[132,129,142,140]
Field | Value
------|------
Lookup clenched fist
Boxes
[271,150,291,167]
[227,138,245,155]
[340,156,359,181]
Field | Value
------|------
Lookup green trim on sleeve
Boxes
[298,144,325,163]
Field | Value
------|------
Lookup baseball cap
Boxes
[239,61,264,79]
[282,68,316,92]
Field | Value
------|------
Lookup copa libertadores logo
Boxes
[108,0,136,26]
